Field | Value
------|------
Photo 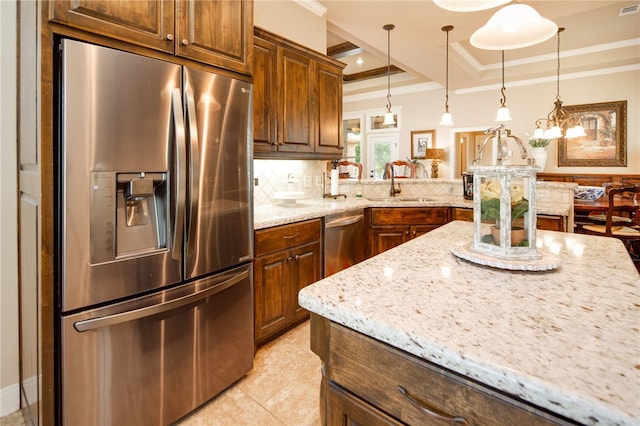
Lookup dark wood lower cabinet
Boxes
[313,316,578,426]
[254,219,321,345]
[369,208,450,256]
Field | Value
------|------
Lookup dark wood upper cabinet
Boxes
[253,27,345,159]
[49,0,253,75]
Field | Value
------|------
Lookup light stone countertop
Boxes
[298,221,640,426]
[254,195,571,230]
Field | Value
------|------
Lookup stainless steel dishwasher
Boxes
[324,209,366,277]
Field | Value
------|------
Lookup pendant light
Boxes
[439,25,454,126]
[382,24,396,126]
[533,28,586,139]
[495,50,512,122]
[470,4,557,50]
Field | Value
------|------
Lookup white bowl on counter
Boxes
[273,191,305,205]
[574,186,605,201]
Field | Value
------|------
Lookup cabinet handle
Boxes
[166,34,174,41]
[283,233,300,240]
[181,39,190,46]
[397,386,468,425]
[294,254,300,261]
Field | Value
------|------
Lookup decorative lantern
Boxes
[470,165,539,259]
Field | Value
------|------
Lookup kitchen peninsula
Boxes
[299,221,639,426]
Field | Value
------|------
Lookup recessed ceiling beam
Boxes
[328,42,364,59]
[344,65,404,83]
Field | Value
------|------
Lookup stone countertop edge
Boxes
[298,221,639,426]
[254,196,571,230]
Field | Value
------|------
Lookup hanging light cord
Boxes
[443,25,452,112]
[384,24,394,111]
[499,50,507,107]
[555,28,563,102]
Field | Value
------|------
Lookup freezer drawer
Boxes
[61,263,254,426]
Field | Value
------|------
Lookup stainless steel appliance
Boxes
[56,39,253,425]
[324,209,366,277]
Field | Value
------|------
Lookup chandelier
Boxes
[533,28,586,139]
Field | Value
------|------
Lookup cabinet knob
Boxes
[287,256,293,262]
[166,34,174,41]
[181,39,190,46]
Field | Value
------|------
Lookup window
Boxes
[367,133,399,179]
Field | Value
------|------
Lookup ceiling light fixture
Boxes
[383,24,396,126]
[440,25,454,126]
[470,4,557,50]
[533,28,586,139]
[495,50,512,122]
[433,0,510,12]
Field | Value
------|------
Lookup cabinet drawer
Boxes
[255,219,321,255]
[370,207,449,226]
[327,323,572,426]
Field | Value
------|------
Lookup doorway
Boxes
[454,130,487,177]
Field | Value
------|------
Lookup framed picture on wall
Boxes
[557,100,627,167]
[410,129,435,159]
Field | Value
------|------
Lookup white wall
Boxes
[254,0,326,53]
[0,0,20,417]
[345,68,640,179]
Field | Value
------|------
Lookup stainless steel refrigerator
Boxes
[56,39,254,425]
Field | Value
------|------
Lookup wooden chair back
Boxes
[384,161,415,179]
[582,185,640,239]
[337,161,363,180]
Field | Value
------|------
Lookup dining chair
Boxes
[581,185,640,272]
[384,161,415,179]
[337,160,363,180]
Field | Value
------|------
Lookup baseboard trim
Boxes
[0,381,19,417]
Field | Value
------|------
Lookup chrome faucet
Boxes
[388,163,401,196]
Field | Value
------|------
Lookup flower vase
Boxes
[530,147,547,171]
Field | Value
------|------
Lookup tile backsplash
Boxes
[253,159,328,205]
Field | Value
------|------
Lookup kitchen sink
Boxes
[366,197,435,202]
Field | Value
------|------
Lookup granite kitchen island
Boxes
[299,221,639,426]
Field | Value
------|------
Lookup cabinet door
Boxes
[290,241,321,322]
[254,250,289,343]
[314,61,343,155]
[49,0,174,52]
[176,0,253,74]
[253,36,278,153]
[409,225,437,240]
[370,226,408,256]
[278,47,314,153]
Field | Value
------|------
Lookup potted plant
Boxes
[480,179,529,245]
[528,137,551,170]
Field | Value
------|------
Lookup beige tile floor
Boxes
[0,320,321,426]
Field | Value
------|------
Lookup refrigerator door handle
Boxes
[73,269,249,332]
[171,88,187,260]
[184,87,200,257]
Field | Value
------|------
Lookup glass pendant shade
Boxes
[434,0,510,12]
[440,111,453,126]
[495,106,512,122]
[532,127,545,139]
[383,111,395,125]
[470,4,558,50]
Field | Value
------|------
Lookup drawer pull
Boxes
[283,233,301,240]
[398,385,468,425]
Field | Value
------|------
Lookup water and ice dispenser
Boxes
[90,171,168,264]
